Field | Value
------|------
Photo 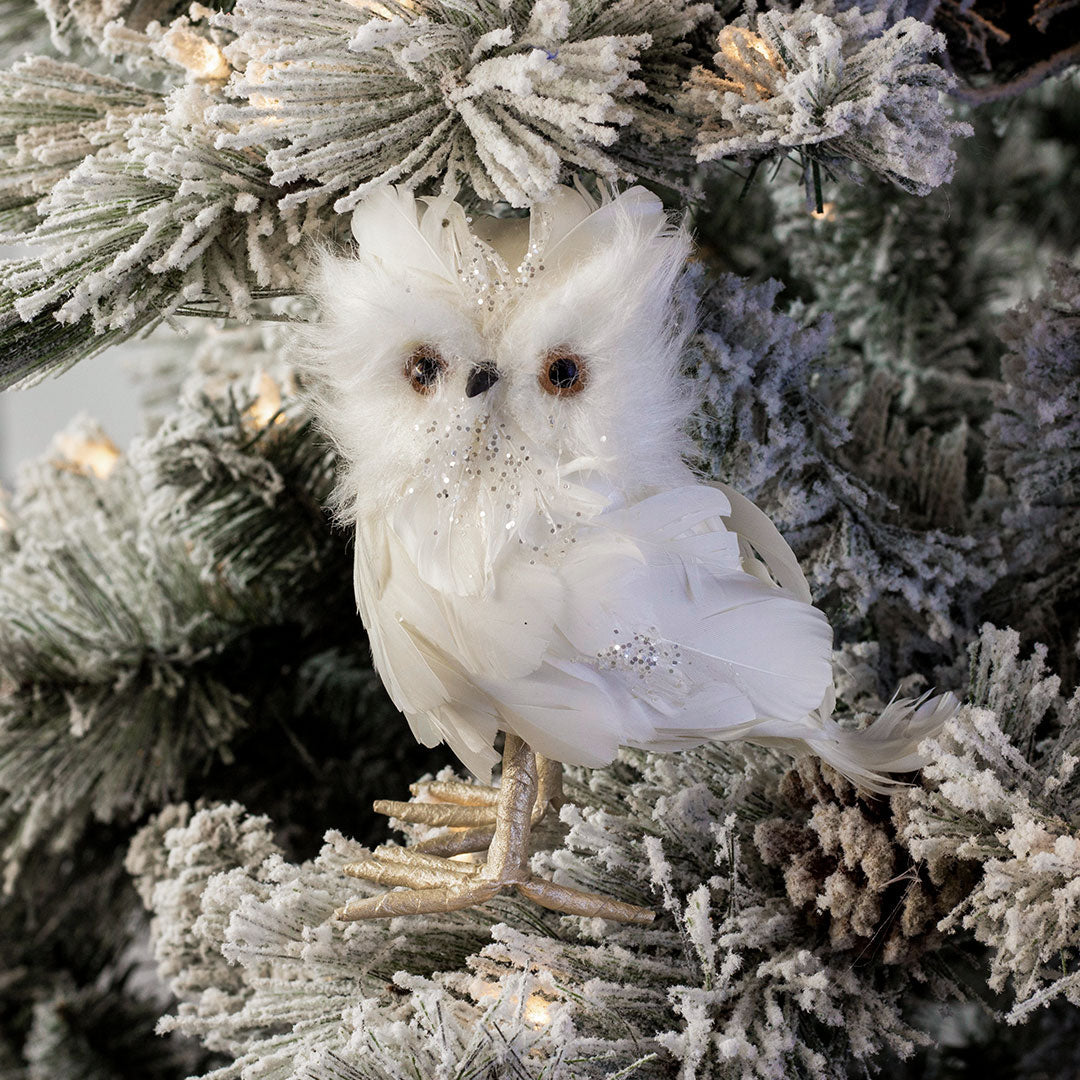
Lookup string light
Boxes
[248,88,285,126]
[524,994,552,1027]
[246,372,284,430]
[716,26,782,98]
[468,978,554,1028]
[54,431,121,479]
[159,27,231,82]
[811,201,837,221]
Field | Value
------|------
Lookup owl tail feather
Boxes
[801,690,960,793]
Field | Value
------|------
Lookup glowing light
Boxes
[716,26,781,97]
[246,372,284,429]
[249,89,285,126]
[55,431,121,479]
[748,35,778,63]
[472,978,500,1000]
[720,28,777,65]
[811,201,837,222]
[468,979,554,1027]
[524,994,552,1027]
[161,28,231,81]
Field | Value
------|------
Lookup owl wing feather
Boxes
[553,483,835,740]
[709,480,813,603]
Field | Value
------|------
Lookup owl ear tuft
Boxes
[540,185,685,284]
[526,185,693,348]
[349,185,460,283]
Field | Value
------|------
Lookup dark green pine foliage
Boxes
[685,268,995,690]
[687,77,1080,686]
[983,260,1080,682]
[0,385,449,1077]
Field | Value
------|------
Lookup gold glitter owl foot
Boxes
[336,735,654,925]
[369,752,565,858]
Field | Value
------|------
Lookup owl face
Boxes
[305,185,696,573]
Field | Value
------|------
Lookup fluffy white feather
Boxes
[305,183,951,785]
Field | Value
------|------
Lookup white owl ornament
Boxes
[306,183,955,924]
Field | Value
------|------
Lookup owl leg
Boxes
[337,736,653,925]
[371,752,565,859]
[536,753,564,812]
[489,738,653,924]
[334,737,536,920]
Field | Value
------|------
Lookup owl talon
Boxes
[373,754,566,857]
[372,798,499,827]
[341,738,653,925]
[409,779,501,805]
[413,825,496,857]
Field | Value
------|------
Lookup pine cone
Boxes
[754,757,977,964]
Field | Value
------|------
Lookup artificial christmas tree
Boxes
[1,1,1079,1077]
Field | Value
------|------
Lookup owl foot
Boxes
[336,736,654,925]
[371,753,565,858]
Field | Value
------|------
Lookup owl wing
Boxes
[471,482,835,767]
[354,483,833,777]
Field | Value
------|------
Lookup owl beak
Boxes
[465,363,500,398]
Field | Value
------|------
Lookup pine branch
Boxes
[685,270,995,680]
[0,0,52,64]
[23,977,208,1080]
[0,81,311,387]
[0,446,253,887]
[684,4,971,198]
[904,624,1080,1023]
[0,56,163,235]
[135,737,933,1079]
[137,384,341,604]
[983,259,1080,679]
[0,281,159,389]
[212,0,713,211]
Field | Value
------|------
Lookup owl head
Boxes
[305,183,696,585]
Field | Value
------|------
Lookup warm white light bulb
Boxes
[246,372,284,430]
[160,27,231,81]
[55,432,121,479]
[524,994,552,1027]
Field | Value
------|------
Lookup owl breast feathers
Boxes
[305,184,953,787]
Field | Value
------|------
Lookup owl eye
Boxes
[405,345,446,395]
[538,349,587,397]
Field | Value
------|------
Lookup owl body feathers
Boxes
[355,468,834,780]
[308,183,951,788]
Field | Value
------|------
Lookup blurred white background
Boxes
[0,347,142,488]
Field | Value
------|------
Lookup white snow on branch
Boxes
[904,625,1080,1022]
[212,0,710,211]
[7,83,309,332]
[685,2,971,195]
